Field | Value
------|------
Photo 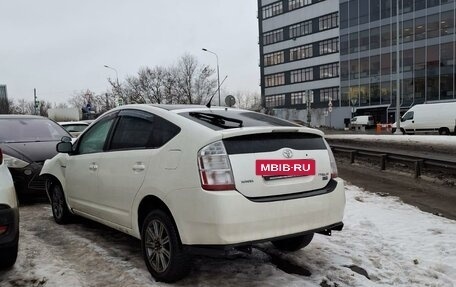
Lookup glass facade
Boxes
[340,0,456,121]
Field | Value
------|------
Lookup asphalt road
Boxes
[337,160,456,220]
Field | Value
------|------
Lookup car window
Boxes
[109,110,180,150]
[402,111,414,121]
[351,117,357,122]
[78,118,115,154]
[0,118,69,143]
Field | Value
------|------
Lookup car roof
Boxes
[149,104,210,111]
[58,121,89,125]
[0,114,45,119]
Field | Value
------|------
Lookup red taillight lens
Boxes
[0,225,7,235]
[324,140,338,178]
[198,141,235,191]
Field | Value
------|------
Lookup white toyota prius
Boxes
[41,104,345,282]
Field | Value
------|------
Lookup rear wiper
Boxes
[189,112,243,128]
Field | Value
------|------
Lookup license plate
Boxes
[255,159,316,176]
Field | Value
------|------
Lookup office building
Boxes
[258,0,343,127]
[340,0,456,123]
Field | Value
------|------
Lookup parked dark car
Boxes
[0,115,71,198]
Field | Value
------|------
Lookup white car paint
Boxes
[0,148,19,268]
[41,105,345,281]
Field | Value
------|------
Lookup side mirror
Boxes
[57,141,73,153]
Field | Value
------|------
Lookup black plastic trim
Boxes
[246,179,338,203]
[182,222,344,255]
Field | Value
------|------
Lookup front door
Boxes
[65,115,116,217]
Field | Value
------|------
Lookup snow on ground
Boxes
[1,184,455,286]
[326,134,456,149]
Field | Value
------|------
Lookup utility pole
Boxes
[33,88,38,115]
[394,0,402,134]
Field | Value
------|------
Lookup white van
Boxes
[350,115,375,129]
[392,102,456,135]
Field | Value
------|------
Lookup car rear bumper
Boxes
[166,178,346,245]
[0,206,19,247]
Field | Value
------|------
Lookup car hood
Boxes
[0,141,60,163]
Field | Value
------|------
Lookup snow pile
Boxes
[1,185,455,286]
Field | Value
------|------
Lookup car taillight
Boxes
[0,225,7,235]
[198,141,235,191]
[324,140,338,178]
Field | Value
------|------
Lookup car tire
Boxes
[50,183,72,224]
[271,233,314,252]
[0,241,18,269]
[439,128,450,135]
[141,210,191,283]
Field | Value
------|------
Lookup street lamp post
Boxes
[104,65,119,87]
[394,0,402,134]
[104,64,122,104]
[202,48,221,106]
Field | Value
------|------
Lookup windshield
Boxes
[180,110,299,130]
[61,124,88,133]
[0,118,70,142]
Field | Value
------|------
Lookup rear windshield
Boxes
[179,110,299,130]
[0,118,70,143]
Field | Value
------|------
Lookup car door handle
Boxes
[132,163,146,172]
[89,163,98,171]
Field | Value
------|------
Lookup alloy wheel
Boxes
[144,219,171,273]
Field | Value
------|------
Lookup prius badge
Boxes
[282,149,293,159]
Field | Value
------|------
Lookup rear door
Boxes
[97,110,181,228]
[222,130,331,198]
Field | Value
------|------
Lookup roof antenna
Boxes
[206,75,228,108]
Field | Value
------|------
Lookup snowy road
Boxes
[1,184,455,287]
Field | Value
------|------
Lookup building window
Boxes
[265,95,285,107]
[290,68,314,83]
[264,51,284,66]
[291,91,314,105]
[290,44,313,61]
[262,2,283,19]
[320,87,339,102]
[319,13,338,31]
[265,73,285,87]
[289,0,313,11]
[263,29,284,45]
[289,20,312,39]
[320,63,339,79]
[319,38,339,55]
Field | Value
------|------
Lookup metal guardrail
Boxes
[330,144,456,178]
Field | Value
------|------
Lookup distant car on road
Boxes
[0,115,71,198]
[41,104,345,282]
[350,115,375,129]
[58,121,90,138]
[0,147,19,269]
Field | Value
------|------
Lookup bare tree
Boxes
[39,101,53,117]
[234,91,262,111]
[106,53,217,105]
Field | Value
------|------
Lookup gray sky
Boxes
[0,0,260,104]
